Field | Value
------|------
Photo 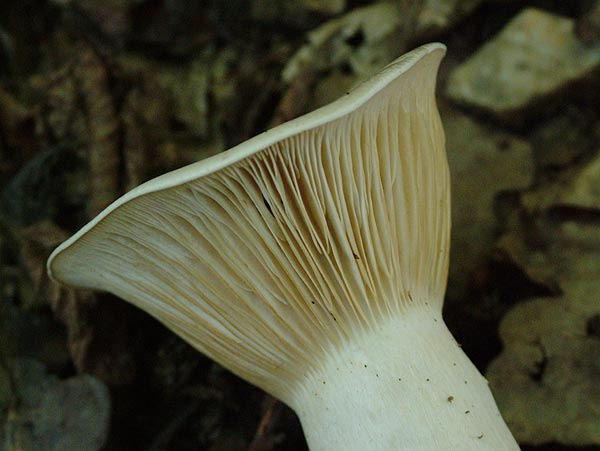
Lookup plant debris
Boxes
[1,1,599,450]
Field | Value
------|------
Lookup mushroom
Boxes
[47,43,520,450]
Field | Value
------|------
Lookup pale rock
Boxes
[446,8,600,123]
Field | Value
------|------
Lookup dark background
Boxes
[1,1,599,450]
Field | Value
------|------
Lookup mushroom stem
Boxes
[292,308,519,451]
[46,43,521,450]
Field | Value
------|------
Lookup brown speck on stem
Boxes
[447,396,454,403]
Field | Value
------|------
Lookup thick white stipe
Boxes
[292,309,519,451]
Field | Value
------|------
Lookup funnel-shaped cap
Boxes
[48,43,449,402]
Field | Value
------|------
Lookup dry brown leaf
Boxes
[19,220,69,309]
[17,221,137,384]
[75,44,121,217]
[442,106,535,299]
[488,218,600,446]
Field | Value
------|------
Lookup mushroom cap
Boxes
[48,43,449,402]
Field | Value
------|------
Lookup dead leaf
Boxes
[75,44,121,217]
[488,218,600,446]
[0,358,110,451]
[282,2,411,110]
[51,289,139,385]
[442,106,535,300]
[523,150,600,213]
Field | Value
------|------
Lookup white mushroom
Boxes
[47,43,520,450]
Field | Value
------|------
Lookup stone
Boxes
[446,8,600,123]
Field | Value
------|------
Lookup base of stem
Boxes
[289,308,519,451]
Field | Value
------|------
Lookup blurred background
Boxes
[1,0,599,450]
